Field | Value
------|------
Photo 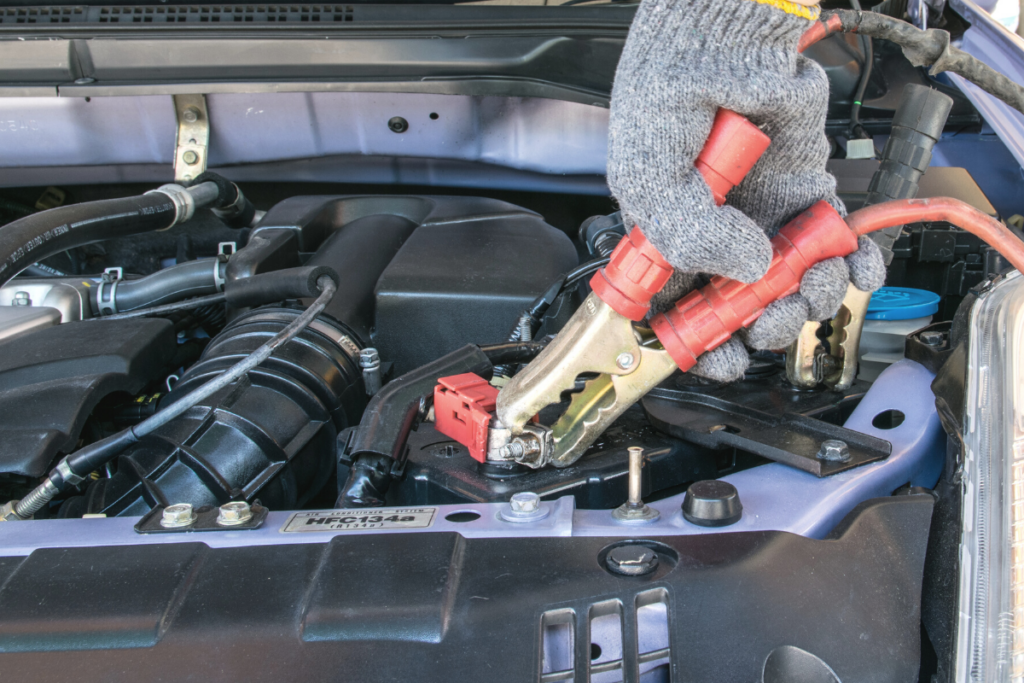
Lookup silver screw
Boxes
[817,439,851,462]
[612,446,659,523]
[499,490,549,523]
[919,330,945,347]
[216,501,252,526]
[12,291,30,307]
[160,503,197,528]
[182,107,200,124]
[509,492,540,513]
[359,347,382,396]
[626,446,643,506]
[182,150,199,165]
[616,352,635,370]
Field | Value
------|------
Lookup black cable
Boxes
[811,10,1024,116]
[848,0,875,139]
[9,275,339,519]
[563,256,611,290]
[85,292,227,321]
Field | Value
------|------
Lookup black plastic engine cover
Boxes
[372,201,578,373]
[0,318,176,478]
[0,495,933,682]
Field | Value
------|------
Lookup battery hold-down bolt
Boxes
[611,446,660,523]
[816,439,851,463]
[499,491,550,523]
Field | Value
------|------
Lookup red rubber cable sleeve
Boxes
[845,197,1024,274]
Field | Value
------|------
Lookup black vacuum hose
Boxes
[93,258,226,315]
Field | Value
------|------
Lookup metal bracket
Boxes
[173,94,210,184]
[642,386,891,477]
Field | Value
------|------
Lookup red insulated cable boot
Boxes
[650,201,859,372]
[591,109,771,321]
[695,109,772,207]
[589,227,673,321]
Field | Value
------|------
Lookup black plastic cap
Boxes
[682,480,742,527]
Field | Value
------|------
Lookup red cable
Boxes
[798,14,844,52]
[845,197,1024,274]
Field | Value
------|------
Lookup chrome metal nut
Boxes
[217,501,253,526]
[160,503,197,528]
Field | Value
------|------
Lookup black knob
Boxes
[682,480,742,527]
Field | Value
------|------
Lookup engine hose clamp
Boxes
[212,184,246,221]
[95,275,121,316]
[148,183,196,227]
[213,258,227,292]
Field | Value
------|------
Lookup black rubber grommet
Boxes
[682,480,743,527]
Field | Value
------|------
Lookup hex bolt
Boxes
[509,492,540,514]
[359,347,383,396]
[12,291,31,307]
[817,439,851,463]
[612,446,659,523]
[182,150,199,166]
[616,352,635,370]
[160,503,197,528]
[919,330,945,347]
[606,544,659,576]
[499,490,550,523]
[182,107,200,124]
[217,501,253,526]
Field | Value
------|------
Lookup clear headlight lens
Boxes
[957,271,1024,682]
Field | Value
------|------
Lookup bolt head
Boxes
[919,330,946,347]
[182,108,200,123]
[182,150,199,165]
[217,501,252,526]
[606,544,659,576]
[160,503,196,528]
[12,292,30,306]
[817,439,851,462]
[616,352,635,370]
[388,116,409,133]
[509,492,540,513]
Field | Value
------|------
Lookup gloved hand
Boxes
[607,0,886,382]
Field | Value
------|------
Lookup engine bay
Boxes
[0,162,998,520]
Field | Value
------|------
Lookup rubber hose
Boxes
[799,10,1024,116]
[0,192,181,288]
[94,258,225,315]
[863,83,954,265]
[846,197,1024,274]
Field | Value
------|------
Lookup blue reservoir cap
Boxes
[866,287,941,320]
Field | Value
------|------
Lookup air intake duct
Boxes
[60,307,365,517]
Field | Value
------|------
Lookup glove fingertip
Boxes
[800,257,848,321]
[743,295,810,350]
[691,337,749,383]
[847,236,887,292]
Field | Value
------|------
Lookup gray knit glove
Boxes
[608,0,886,382]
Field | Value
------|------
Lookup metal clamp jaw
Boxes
[492,292,677,469]
[786,285,872,391]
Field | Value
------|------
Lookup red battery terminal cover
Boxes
[433,373,499,463]
[590,109,771,321]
